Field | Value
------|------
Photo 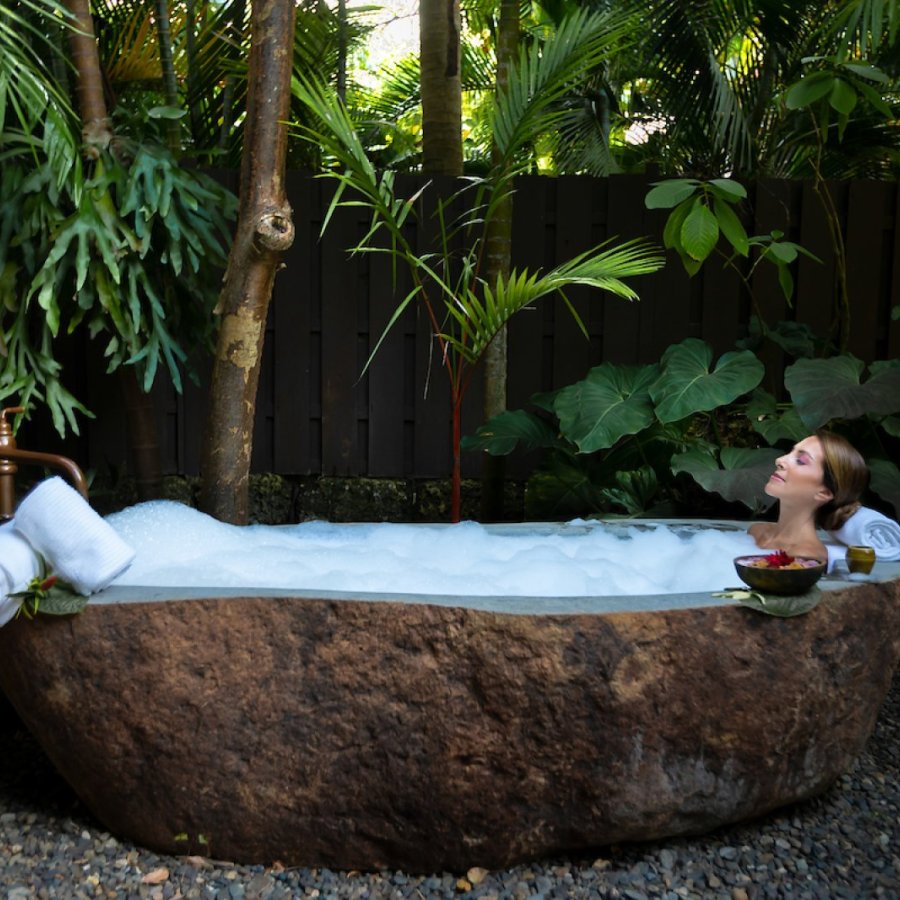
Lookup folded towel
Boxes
[0,595,20,628]
[0,520,44,592]
[0,521,45,627]
[828,506,900,562]
[13,477,135,595]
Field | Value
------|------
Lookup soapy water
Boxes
[107,501,759,599]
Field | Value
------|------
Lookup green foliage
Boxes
[10,574,88,619]
[464,338,764,517]
[0,143,236,434]
[671,446,780,512]
[645,177,820,297]
[713,586,822,618]
[467,337,900,518]
[785,56,892,140]
[292,14,665,520]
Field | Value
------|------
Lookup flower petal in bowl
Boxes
[733,555,826,596]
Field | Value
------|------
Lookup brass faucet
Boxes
[0,406,90,522]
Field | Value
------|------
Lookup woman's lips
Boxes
[769,472,784,483]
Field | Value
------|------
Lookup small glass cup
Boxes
[846,545,876,575]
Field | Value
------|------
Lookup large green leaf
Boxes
[680,202,719,262]
[651,339,765,423]
[461,409,559,456]
[745,389,807,444]
[785,356,900,428]
[881,415,900,438]
[672,446,780,510]
[868,458,900,517]
[727,586,822,618]
[597,466,658,515]
[525,456,608,519]
[554,363,659,453]
[785,72,835,109]
[645,179,700,209]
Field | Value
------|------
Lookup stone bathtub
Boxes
[0,533,899,873]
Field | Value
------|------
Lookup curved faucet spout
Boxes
[0,406,90,521]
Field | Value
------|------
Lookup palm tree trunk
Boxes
[480,0,519,521]
[198,0,296,524]
[419,0,463,175]
[154,0,182,154]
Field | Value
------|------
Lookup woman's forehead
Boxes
[794,435,823,459]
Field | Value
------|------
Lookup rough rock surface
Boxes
[1,579,898,873]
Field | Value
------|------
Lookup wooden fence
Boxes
[22,172,900,481]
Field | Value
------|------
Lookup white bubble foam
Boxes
[106,502,758,598]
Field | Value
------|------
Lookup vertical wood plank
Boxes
[602,175,648,364]
[319,184,364,475]
[553,176,597,380]
[508,174,552,407]
[750,178,799,393]
[889,187,900,361]
[795,180,835,343]
[272,172,317,474]
[845,180,890,361]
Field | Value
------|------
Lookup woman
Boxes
[749,430,869,562]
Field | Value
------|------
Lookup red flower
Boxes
[765,549,795,568]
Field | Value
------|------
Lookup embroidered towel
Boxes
[0,520,45,626]
[828,506,900,562]
[13,477,135,595]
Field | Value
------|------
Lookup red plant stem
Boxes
[451,391,462,523]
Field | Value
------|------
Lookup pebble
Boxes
[2,670,900,899]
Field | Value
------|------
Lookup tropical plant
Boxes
[643,176,822,341]
[674,354,900,516]
[781,55,897,350]
[468,337,900,519]
[0,0,237,438]
[292,9,665,522]
[464,338,768,517]
[606,0,900,180]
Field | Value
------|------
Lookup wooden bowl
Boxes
[734,555,826,595]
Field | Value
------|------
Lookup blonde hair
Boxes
[815,430,869,531]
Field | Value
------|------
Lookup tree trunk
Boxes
[198,0,296,524]
[154,0,182,154]
[419,0,463,175]
[64,0,113,151]
[65,0,164,498]
[480,0,519,521]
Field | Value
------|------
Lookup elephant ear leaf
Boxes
[651,338,764,423]
[745,389,807,444]
[553,363,659,453]
[672,446,779,510]
[868,458,900,517]
[462,409,558,455]
[785,356,900,428]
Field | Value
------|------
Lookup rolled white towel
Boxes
[13,477,135,595]
[828,506,900,562]
[0,521,45,627]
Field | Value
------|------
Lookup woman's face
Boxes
[765,436,833,506]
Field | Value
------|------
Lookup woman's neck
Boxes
[750,501,827,561]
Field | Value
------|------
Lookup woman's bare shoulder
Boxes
[748,522,773,545]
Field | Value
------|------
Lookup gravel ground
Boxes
[1,671,898,900]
